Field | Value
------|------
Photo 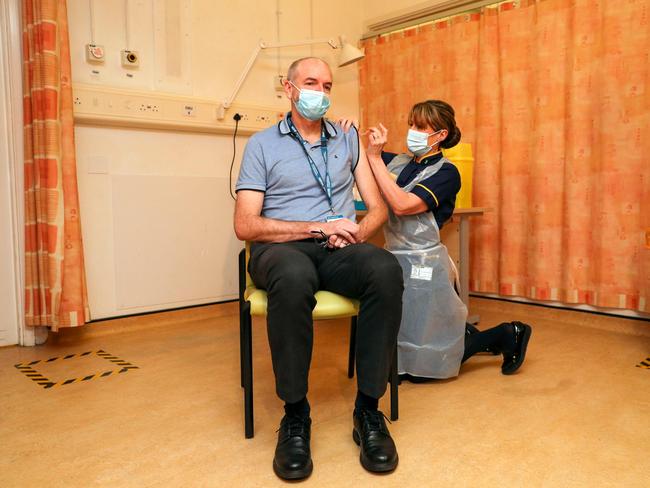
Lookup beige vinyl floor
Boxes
[1,297,648,488]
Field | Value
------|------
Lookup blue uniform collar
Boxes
[277,112,338,139]
[412,151,443,165]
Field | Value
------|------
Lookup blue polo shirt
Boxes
[382,151,461,229]
[236,113,360,223]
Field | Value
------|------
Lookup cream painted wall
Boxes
[68,0,363,113]
[67,0,364,319]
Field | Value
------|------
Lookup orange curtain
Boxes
[23,0,89,330]
[360,0,650,312]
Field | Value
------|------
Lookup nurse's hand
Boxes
[337,117,359,133]
[328,234,351,249]
[366,124,388,157]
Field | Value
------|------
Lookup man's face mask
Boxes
[406,128,444,157]
[289,81,331,121]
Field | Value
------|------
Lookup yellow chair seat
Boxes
[244,286,360,318]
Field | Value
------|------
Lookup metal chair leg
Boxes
[347,316,357,378]
[389,343,399,421]
[242,301,254,438]
[239,307,245,388]
[238,249,247,388]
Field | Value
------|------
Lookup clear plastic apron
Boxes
[385,154,467,378]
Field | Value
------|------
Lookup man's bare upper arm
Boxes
[234,190,264,239]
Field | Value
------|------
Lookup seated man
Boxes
[234,57,403,480]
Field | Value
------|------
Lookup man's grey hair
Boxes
[286,57,331,82]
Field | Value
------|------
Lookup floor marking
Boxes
[14,349,139,389]
[635,356,650,369]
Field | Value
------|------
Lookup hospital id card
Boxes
[326,214,344,222]
[410,266,433,281]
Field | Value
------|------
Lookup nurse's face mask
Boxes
[407,128,444,157]
[289,81,331,121]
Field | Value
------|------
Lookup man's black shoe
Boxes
[501,321,532,375]
[352,408,398,473]
[272,414,313,480]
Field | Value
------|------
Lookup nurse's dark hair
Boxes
[408,100,461,149]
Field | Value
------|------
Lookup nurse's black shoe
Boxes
[465,322,500,355]
[397,373,432,384]
[501,321,532,375]
[273,414,313,480]
[353,408,398,473]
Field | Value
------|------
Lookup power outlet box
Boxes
[72,83,280,135]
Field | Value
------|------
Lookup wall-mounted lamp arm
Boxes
[217,36,362,120]
[220,42,265,114]
[262,37,337,50]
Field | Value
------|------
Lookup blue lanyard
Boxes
[287,115,333,212]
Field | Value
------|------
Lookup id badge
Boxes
[410,266,433,281]
[326,214,344,222]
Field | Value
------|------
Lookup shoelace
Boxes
[360,410,391,435]
[277,415,309,440]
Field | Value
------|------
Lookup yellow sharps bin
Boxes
[442,143,473,209]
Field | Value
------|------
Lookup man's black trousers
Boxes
[249,241,404,403]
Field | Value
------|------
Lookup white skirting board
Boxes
[471,292,650,320]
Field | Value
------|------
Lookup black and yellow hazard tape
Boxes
[636,357,650,369]
[14,349,139,389]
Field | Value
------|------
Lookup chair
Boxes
[238,243,399,438]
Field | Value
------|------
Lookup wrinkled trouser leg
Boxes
[249,242,320,403]
[318,243,404,399]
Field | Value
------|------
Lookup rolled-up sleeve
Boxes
[381,151,397,166]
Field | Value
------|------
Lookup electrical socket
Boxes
[139,103,160,113]
[121,50,139,68]
[85,44,105,64]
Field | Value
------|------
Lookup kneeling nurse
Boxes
[362,99,531,380]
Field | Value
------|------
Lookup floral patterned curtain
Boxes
[359,0,649,312]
